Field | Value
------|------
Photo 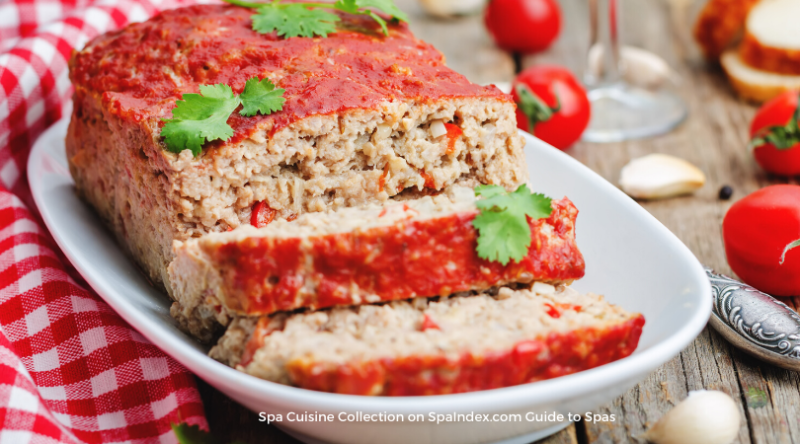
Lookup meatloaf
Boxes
[169,186,585,340]
[210,284,645,396]
[66,4,527,292]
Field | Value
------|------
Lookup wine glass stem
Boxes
[587,0,623,86]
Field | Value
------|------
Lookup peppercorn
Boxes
[718,185,733,200]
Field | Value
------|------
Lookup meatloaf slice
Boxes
[66,4,526,293]
[168,187,585,340]
[210,285,645,396]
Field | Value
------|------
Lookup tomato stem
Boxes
[514,84,561,133]
[750,92,800,151]
[780,238,800,265]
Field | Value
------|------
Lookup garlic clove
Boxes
[588,44,681,89]
[641,390,740,444]
[417,0,484,18]
[491,81,512,95]
[619,153,706,200]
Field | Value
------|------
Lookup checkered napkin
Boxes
[0,0,211,442]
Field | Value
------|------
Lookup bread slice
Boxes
[66,5,527,294]
[210,285,645,396]
[721,49,800,102]
[739,0,800,75]
[169,187,585,340]
[693,0,761,60]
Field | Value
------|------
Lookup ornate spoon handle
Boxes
[706,268,800,370]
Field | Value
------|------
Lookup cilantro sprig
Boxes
[221,0,408,38]
[472,184,553,265]
[161,77,285,156]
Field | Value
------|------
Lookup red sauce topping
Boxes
[69,5,509,145]
[282,314,645,395]
[213,197,585,315]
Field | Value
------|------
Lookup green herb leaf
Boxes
[472,184,553,265]
[474,184,509,199]
[224,0,407,37]
[780,238,800,265]
[252,4,340,38]
[160,78,285,156]
[515,84,561,133]
[239,77,286,117]
[334,0,409,34]
[161,84,240,156]
[750,92,800,151]
[353,0,409,22]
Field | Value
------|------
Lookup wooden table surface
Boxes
[199,0,800,442]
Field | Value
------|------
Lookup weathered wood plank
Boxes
[197,379,301,443]
[535,423,579,444]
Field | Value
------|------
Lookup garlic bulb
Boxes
[588,45,681,89]
[641,390,740,444]
[619,153,706,200]
[417,0,484,18]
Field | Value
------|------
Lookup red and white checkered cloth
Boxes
[0,0,211,442]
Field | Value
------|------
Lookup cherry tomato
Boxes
[484,0,561,54]
[511,65,591,150]
[722,184,800,296]
[749,91,800,176]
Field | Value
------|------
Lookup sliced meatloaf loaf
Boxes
[210,285,644,396]
[66,4,526,292]
[169,186,585,340]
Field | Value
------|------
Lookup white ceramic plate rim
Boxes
[28,117,710,414]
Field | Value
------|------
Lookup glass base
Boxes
[581,84,688,143]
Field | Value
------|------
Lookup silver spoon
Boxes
[706,268,800,370]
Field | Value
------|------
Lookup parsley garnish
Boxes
[222,0,408,38]
[161,77,285,156]
[239,77,286,117]
[252,4,340,38]
[472,184,553,265]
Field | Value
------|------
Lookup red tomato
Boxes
[484,0,561,53]
[511,65,591,150]
[722,185,800,296]
[749,91,800,176]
